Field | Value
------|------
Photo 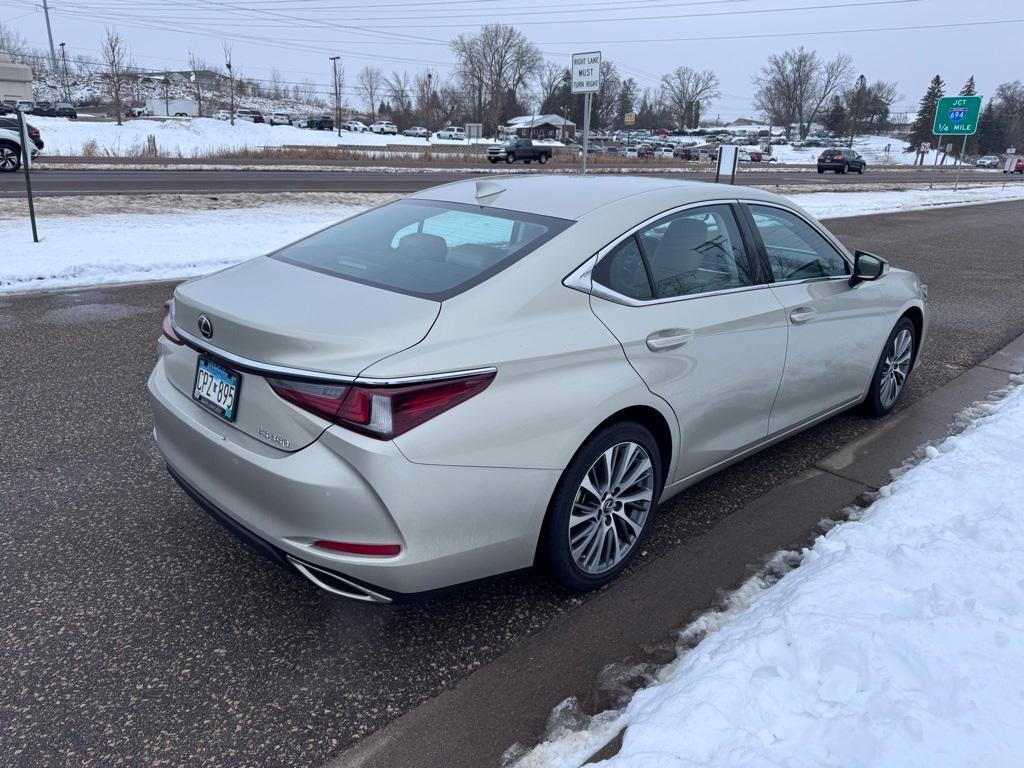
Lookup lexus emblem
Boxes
[197,314,214,339]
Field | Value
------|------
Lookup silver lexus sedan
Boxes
[149,176,927,603]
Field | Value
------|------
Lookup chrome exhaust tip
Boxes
[287,556,393,604]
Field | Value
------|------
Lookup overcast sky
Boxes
[1,0,1018,119]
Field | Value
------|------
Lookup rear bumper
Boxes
[148,356,559,599]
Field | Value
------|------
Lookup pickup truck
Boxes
[487,138,552,164]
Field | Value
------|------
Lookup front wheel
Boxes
[542,422,663,592]
[505,154,514,164]
[488,158,497,164]
[862,317,916,417]
[538,154,548,164]
[0,144,20,172]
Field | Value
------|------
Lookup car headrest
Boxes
[654,217,708,274]
[397,232,448,262]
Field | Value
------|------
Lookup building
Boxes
[0,50,33,103]
[501,114,576,140]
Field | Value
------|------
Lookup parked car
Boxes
[306,114,335,130]
[403,126,430,138]
[1005,158,1024,174]
[975,155,1000,168]
[578,142,602,155]
[151,176,927,600]
[54,102,77,119]
[636,144,655,158]
[370,120,398,135]
[0,126,39,171]
[604,145,620,156]
[235,109,265,123]
[622,146,639,158]
[817,147,866,174]
[31,101,56,116]
[16,100,34,112]
[268,113,294,126]
[0,117,43,149]
[213,109,232,121]
[654,147,674,159]
[487,137,553,164]
[342,120,369,132]
[0,99,16,114]
[435,125,466,140]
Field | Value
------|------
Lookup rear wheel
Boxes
[857,164,864,174]
[817,167,825,174]
[0,143,21,172]
[539,154,548,164]
[862,317,916,417]
[543,422,663,592]
[505,154,514,164]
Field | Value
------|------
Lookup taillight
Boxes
[818,155,826,161]
[161,300,183,345]
[269,371,495,440]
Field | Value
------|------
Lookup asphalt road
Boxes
[0,166,1009,197]
[2,201,1022,767]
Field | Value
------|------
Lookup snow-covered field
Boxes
[26,116,532,157]
[515,377,1024,768]
[2,184,1022,295]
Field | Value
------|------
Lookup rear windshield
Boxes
[272,199,573,300]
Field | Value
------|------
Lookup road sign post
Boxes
[17,109,39,243]
[571,51,601,174]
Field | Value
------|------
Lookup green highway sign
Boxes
[932,95,982,136]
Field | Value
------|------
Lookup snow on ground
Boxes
[2,184,1022,295]
[27,116,523,157]
[514,378,1024,768]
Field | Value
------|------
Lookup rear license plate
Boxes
[192,356,241,422]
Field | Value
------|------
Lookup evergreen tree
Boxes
[959,76,978,155]
[823,95,847,135]
[907,74,945,151]
[976,101,1000,154]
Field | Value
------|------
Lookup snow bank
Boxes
[2,185,1022,294]
[516,380,1024,768]
[28,116,503,157]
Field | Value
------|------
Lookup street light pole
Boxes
[330,56,341,138]
[58,42,70,102]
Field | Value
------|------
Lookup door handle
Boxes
[646,328,695,352]
[789,306,818,324]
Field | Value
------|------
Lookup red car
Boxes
[1006,158,1024,174]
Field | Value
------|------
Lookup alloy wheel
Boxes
[0,147,18,170]
[568,441,654,575]
[879,328,913,408]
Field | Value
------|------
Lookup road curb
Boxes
[325,333,1024,768]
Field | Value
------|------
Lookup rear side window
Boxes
[273,199,572,300]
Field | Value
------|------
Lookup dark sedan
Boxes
[306,114,335,130]
[0,117,43,149]
[817,147,866,174]
[54,102,78,119]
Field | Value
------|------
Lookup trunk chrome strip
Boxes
[173,324,496,387]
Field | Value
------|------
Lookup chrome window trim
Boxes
[173,324,496,386]
[563,198,771,307]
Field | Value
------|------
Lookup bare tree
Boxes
[0,22,29,62]
[356,65,384,120]
[753,48,853,138]
[385,69,413,116]
[536,61,565,111]
[450,23,543,134]
[413,69,438,127]
[187,50,208,117]
[661,66,719,129]
[100,29,128,126]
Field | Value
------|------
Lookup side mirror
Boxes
[850,251,888,286]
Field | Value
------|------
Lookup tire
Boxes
[862,317,916,418]
[857,164,864,174]
[488,158,497,164]
[524,159,531,164]
[542,421,663,592]
[539,154,548,164]
[817,168,825,174]
[841,163,849,174]
[505,154,514,164]
[0,143,21,172]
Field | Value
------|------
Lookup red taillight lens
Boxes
[161,300,183,345]
[270,371,495,440]
[313,540,401,556]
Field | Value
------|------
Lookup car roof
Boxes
[410,174,789,221]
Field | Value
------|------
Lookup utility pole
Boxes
[41,0,58,72]
[330,56,341,137]
[58,42,70,102]
[223,43,235,126]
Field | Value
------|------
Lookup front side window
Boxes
[748,205,848,282]
[273,199,571,300]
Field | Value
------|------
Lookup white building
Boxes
[0,50,33,103]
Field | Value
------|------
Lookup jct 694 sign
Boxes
[932,95,982,136]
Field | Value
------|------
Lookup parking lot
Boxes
[2,199,1022,767]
